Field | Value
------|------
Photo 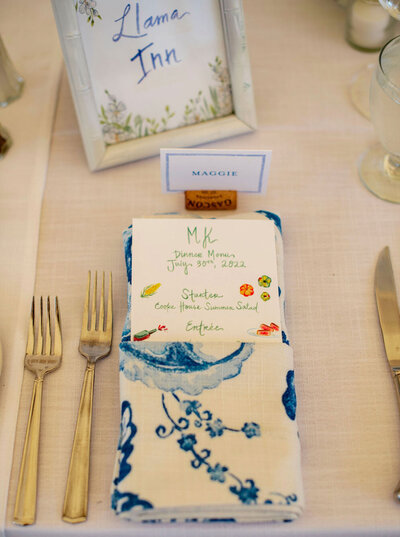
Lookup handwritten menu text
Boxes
[131,218,282,342]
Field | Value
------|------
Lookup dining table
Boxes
[1,0,400,535]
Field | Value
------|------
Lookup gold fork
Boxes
[63,271,112,524]
[14,297,62,526]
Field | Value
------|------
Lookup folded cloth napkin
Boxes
[112,211,304,523]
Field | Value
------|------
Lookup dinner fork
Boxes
[63,271,112,524]
[13,297,62,526]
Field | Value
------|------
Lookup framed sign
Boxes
[51,0,256,171]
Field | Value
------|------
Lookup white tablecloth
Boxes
[0,3,62,533]
[1,1,400,536]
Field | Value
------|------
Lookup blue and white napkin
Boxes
[112,211,304,523]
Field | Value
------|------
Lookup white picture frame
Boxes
[51,0,257,171]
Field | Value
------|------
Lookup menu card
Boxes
[131,218,281,343]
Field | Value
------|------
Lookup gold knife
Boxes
[375,246,400,502]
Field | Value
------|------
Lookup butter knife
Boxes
[375,246,400,502]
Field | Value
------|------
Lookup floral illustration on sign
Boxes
[181,57,232,126]
[140,283,161,298]
[155,392,262,504]
[239,283,254,297]
[75,0,102,26]
[258,275,271,288]
[99,57,232,145]
[99,90,174,144]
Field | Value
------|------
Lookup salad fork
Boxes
[14,297,62,526]
[63,271,112,523]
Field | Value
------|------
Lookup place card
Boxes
[131,217,281,343]
[160,148,272,193]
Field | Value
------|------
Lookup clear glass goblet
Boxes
[359,35,400,202]
[347,0,399,119]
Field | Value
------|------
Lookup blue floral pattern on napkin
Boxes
[112,401,154,513]
[113,397,299,511]
[282,370,297,420]
[153,392,263,503]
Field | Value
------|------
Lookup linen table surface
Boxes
[1,1,400,536]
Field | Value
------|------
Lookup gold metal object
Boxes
[374,246,400,502]
[62,271,112,523]
[0,122,12,159]
[13,297,62,526]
